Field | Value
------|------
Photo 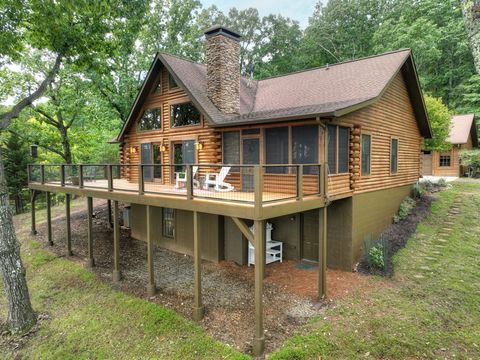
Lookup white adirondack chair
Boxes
[205,166,234,192]
[175,166,199,189]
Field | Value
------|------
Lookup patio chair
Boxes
[205,166,234,192]
[175,166,199,189]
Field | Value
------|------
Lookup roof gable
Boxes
[117,49,431,141]
[448,114,478,147]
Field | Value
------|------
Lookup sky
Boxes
[200,0,317,28]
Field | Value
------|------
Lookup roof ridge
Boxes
[257,48,412,82]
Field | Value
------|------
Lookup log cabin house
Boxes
[28,26,431,355]
[421,114,478,177]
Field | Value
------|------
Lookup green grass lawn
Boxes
[271,180,480,359]
[1,181,480,359]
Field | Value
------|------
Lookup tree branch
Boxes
[31,106,59,127]
[0,53,63,129]
[7,129,66,161]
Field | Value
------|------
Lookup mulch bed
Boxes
[358,191,437,276]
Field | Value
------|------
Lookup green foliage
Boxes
[394,197,416,223]
[411,182,426,199]
[369,244,385,270]
[422,95,452,151]
[437,178,448,187]
[459,149,480,177]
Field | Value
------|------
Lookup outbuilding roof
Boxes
[117,49,431,141]
[448,114,478,147]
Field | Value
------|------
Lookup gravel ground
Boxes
[30,199,329,355]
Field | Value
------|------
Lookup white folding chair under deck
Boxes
[175,166,199,189]
[205,166,234,192]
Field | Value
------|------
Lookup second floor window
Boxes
[138,108,161,131]
[361,134,371,176]
[171,102,201,127]
[327,125,349,174]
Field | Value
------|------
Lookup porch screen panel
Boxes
[265,127,288,173]
[338,127,349,173]
[223,131,240,171]
[327,125,337,174]
[293,125,319,174]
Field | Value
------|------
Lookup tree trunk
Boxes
[462,1,480,74]
[57,123,73,164]
[0,148,36,332]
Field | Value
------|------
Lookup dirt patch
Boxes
[358,192,436,276]
[26,199,374,355]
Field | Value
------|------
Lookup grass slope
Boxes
[271,180,480,359]
[0,199,247,360]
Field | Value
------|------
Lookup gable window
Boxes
[391,138,398,174]
[439,153,451,167]
[162,208,175,238]
[169,73,178,89]
[223,131,240,171]
[171,102,201,127]
[138,108,161,131]
[152,77,162,94]
[361,134,371,176]
[327,125,349,174]
[266,127,289,173]
[293,125,319,174]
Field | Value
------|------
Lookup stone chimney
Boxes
[204,25,241,114]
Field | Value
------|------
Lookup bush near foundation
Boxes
[393,197,416,223]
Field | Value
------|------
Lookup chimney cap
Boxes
[204,25,241,41]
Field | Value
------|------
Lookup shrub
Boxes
[412,182,425,199]
[394,197,416,223]
[422,179,434,192]
[459,149,480,177]
[437,178,447,187]
[369,244,385,270]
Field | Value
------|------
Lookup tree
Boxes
[422,95,452,151]
[2,132,30,214]
[0,0,149,333]
[461,0,480,74]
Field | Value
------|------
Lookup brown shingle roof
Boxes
[448,114,478,146]
[117,49,431,141]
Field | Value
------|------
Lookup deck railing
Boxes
[28,163,326,205]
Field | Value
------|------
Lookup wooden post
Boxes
[86,197,95,267]
[254,166,263,219]
[112,200,121,282]
[107,200,113,229]
[296,165,303,200]
[60,165,65,186]
[30,190,37,235]
[146,205,156,295]
[79,165,84,188]
[318,207,327,299]
[107,165,113,192]
[253,219,265,356]
[46,192,53,246]
[193,211,204,321]
[66,194,72,256]
[139,165,144,194]
[40,165,45,184]
[186,165,193,200]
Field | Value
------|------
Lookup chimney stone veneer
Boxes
[205,26,241,114]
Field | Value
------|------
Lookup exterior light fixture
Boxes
[130,146,138,154]
[31,143,38,158]
[195,142,204,150]
[160,145,167,152]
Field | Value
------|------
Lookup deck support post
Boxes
[318,207,327,299]
[107,199,113,229]
[66,194,72,256]
[253,219,266,356]
[46,192,53,245]
[193,211,204,321]
[30,190,37,235]
[112,200,121,282]
[146,205,156,296]
[86,196,95,267]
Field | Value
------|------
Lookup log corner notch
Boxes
[349,125,361,190]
